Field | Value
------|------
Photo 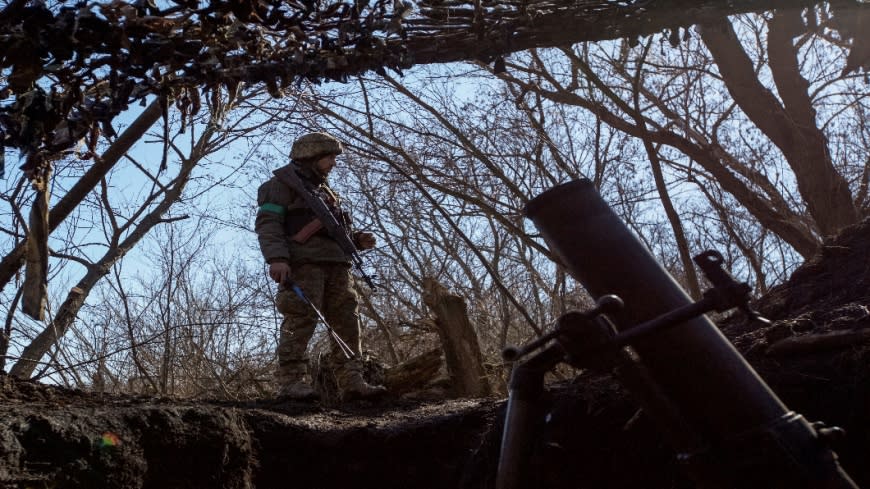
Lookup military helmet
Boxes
[290,132,343,160]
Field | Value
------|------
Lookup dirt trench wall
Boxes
[4,362,869,489]
[1,402,254,488]
[0,391,500,489]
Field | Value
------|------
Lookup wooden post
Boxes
[422,278,491,397]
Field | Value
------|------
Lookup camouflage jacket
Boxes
[255,162,356,266]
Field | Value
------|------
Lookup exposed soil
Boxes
[2,219,870,489]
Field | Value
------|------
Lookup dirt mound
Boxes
[0,375,500,489]
[725,219,870,357]
[755,218,870,321]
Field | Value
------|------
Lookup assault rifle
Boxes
[497,179,859,489]
[274,164,377,290]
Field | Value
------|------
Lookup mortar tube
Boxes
[524,179,858,489]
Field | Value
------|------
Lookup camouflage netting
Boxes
[6,0,866,179]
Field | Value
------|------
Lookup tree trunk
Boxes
[383,347,444,395]
[700,14,859,237]
[21,167,50,320]
[422,278,491,398]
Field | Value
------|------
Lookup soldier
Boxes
[255,132,387,401]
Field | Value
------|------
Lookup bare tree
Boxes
[495,9,868,257]
[700,9,859,236]
[0,100,163,297]
[7,87,252,379]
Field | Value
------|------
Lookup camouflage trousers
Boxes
[275,263,363,386]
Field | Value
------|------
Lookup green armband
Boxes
[259,203,286,216]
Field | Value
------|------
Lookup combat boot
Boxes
[277,380,318,401]
[337,370,387,401]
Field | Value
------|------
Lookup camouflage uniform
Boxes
[255,132,384,400]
